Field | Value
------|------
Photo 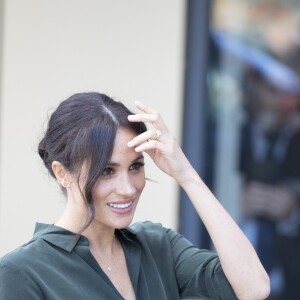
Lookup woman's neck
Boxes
[55,194,116,253]
[83,221,116,255]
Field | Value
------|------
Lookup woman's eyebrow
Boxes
[132,154,144,163]
[107,154,144,167]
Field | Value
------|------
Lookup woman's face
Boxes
[90,127,145,230]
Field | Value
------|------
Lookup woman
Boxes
[0,92,269,299]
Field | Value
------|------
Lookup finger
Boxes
[128,113,168,133]
[134,140,165,153]
[128,113,159,123]
[131,101,169,131]
[134,101,157,114]
[127,129,157,147]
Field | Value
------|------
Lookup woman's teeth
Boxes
[108,202,133,209]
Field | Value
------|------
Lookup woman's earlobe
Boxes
[60,179,71,189]
[52,161,71,188]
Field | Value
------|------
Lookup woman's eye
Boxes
[102,167,114,177]
[129,162,145,171]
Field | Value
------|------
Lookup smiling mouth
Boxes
[107,201,133,209]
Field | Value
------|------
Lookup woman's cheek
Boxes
[137,171,146,192]
[91,180,112,202]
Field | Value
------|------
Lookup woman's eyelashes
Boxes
[101,167,115,177]
[129,162,145,171]
[101,162,145,177]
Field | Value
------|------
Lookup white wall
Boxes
[0,0,186,256]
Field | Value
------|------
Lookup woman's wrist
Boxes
[175,167,202,188]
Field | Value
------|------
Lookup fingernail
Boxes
[128,115,134,120]
[127,141,134,147]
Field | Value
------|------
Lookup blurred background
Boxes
[0,1,300,299]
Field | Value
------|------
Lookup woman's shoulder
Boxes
[128,221,185,238]
[125,221,181,246]
[127,221,168,237]
[0,238,48,298]
[0,223,57,272]
[0,238,43,272]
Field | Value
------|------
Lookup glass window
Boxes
[209,1,300,299]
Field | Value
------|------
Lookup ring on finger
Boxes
[153,129,161,140]
[147,130,162,142]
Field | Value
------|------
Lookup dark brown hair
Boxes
[38,92,147,230]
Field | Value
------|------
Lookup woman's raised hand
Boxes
[127,101,196,185]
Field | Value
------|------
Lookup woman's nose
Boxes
[116,173,136,197]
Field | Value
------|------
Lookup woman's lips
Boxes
[107,201,134,214]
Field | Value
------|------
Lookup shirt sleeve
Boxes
[0,260,43,299]
[166,228,238,300]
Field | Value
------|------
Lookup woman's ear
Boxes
[52,161,71,188]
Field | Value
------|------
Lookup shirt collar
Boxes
[33,223,86,252]
[33,222,137,252]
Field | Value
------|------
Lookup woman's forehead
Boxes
[110,128,141,163]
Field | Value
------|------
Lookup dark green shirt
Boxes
[0,222,237,299]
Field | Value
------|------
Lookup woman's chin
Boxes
[93,212,136,230]
[110,214,135,229]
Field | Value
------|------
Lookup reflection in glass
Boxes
[208,1,300,299]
